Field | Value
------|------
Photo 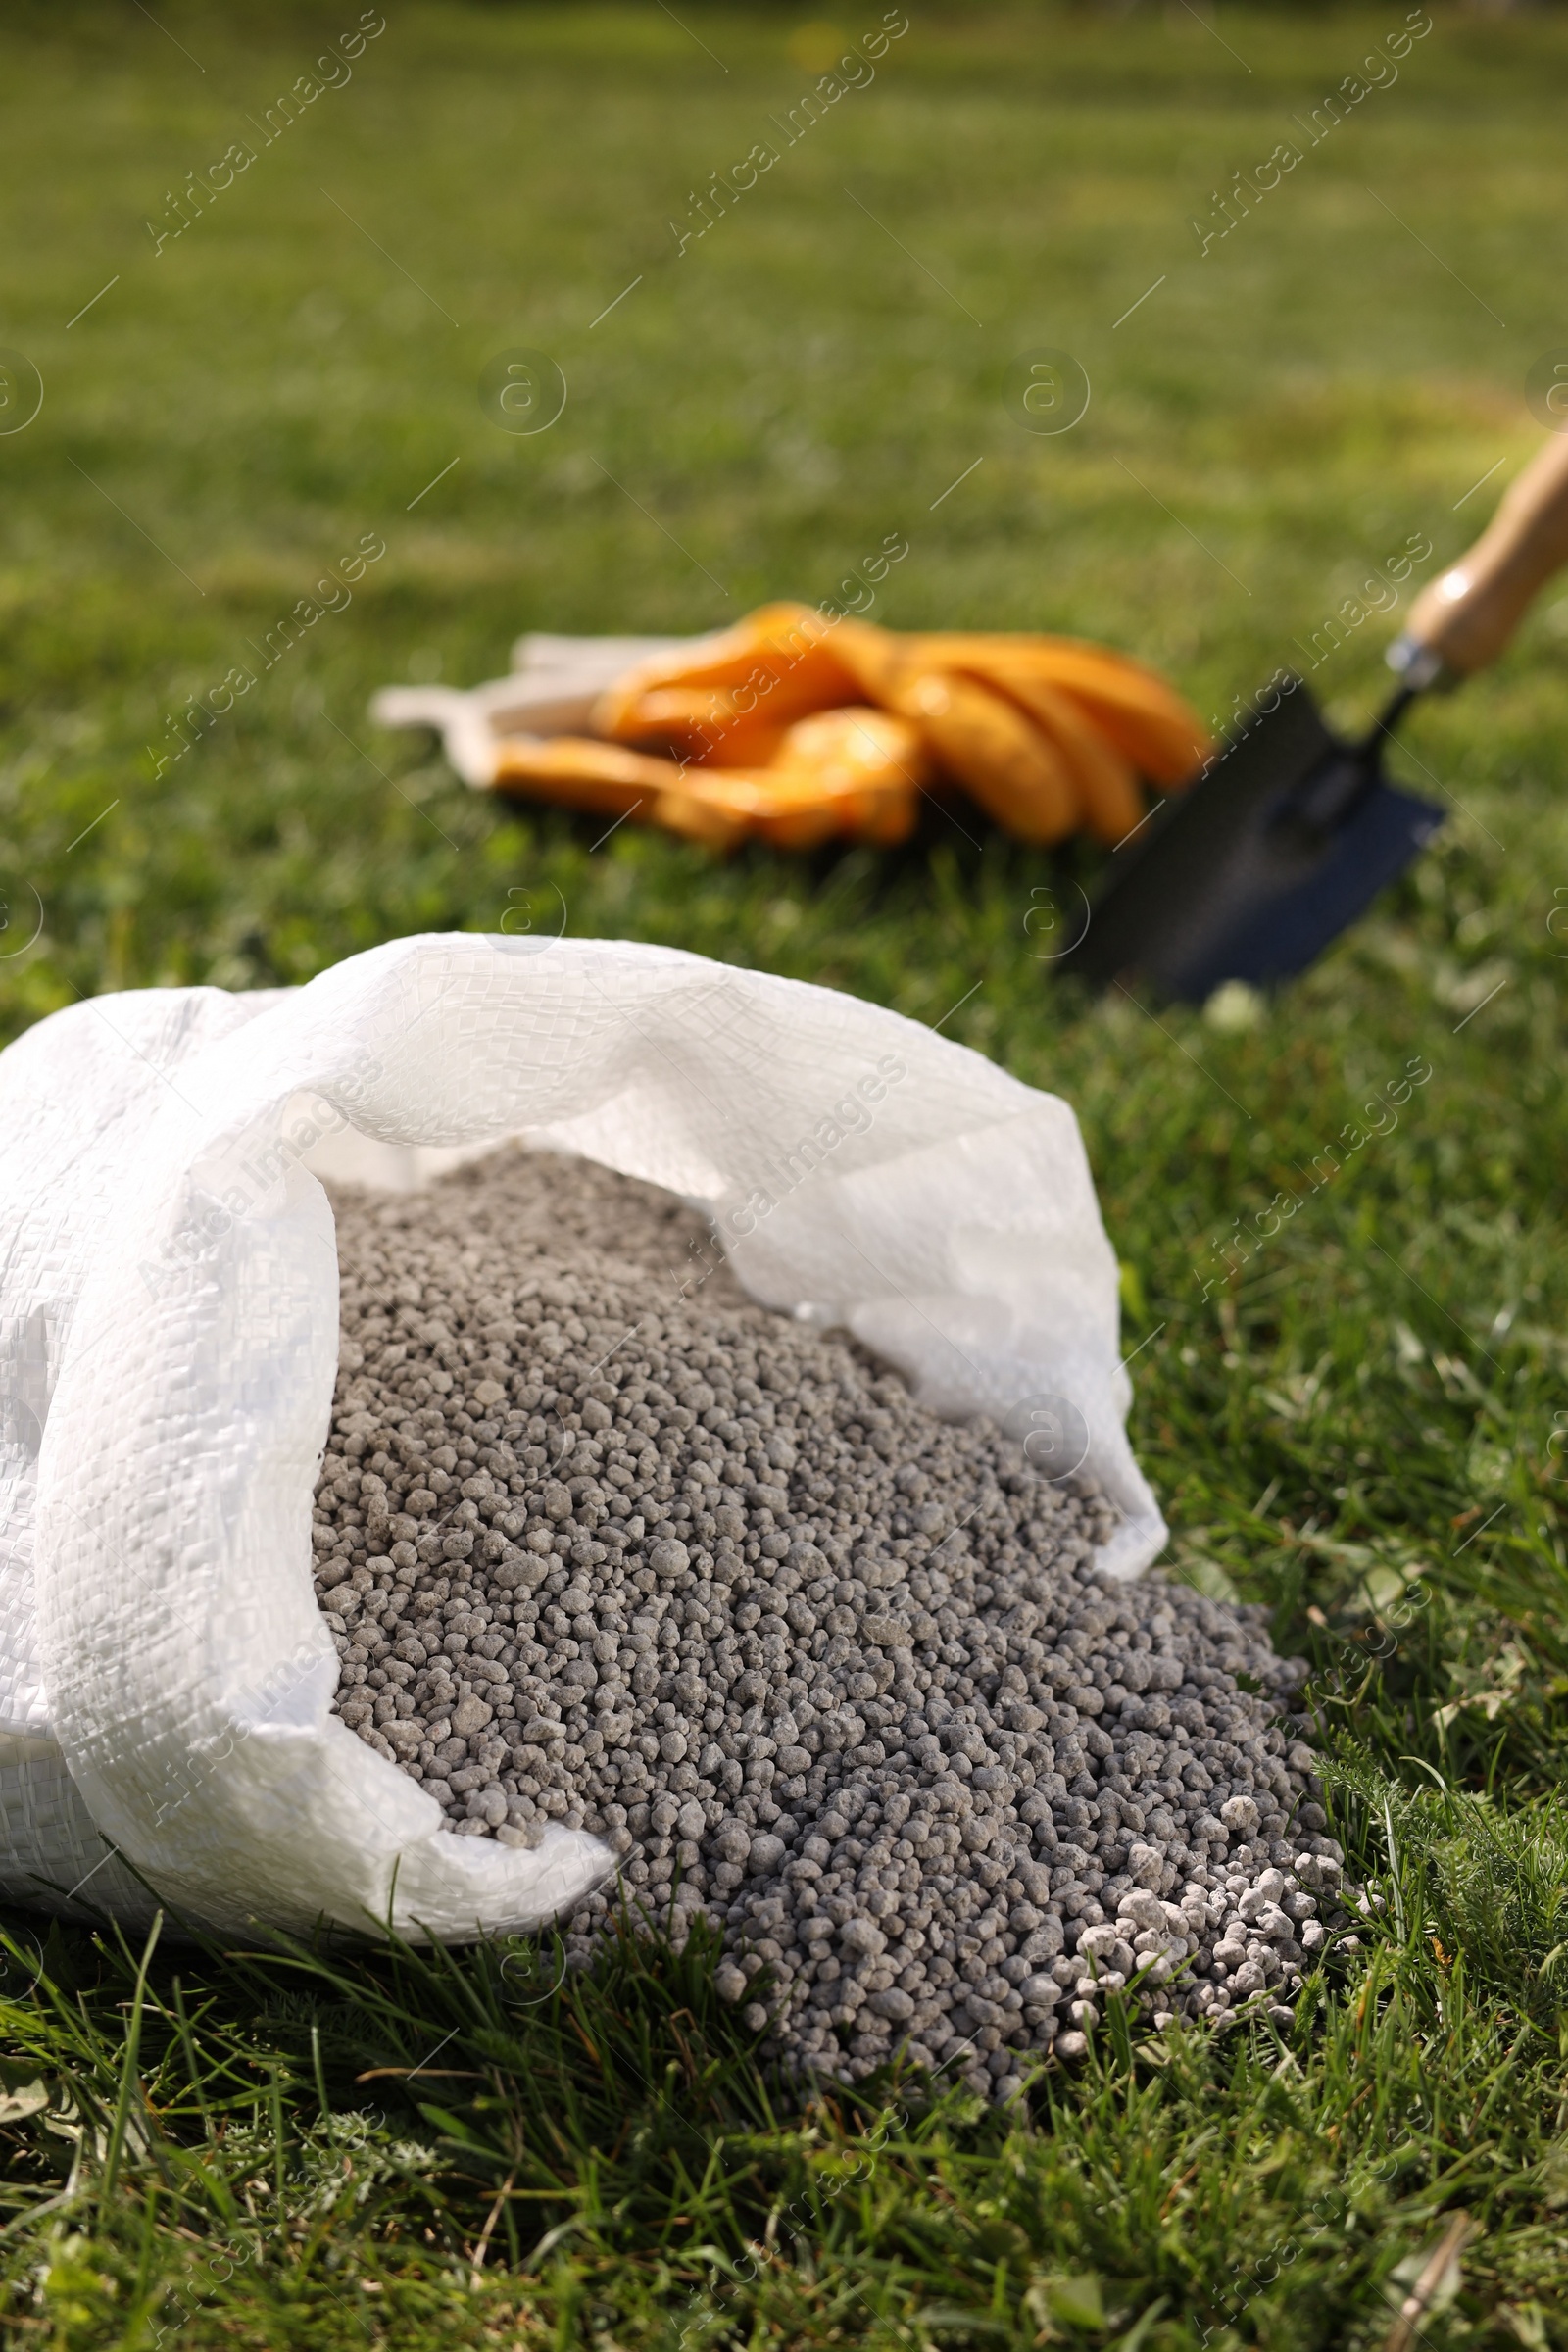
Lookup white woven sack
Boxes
[0,933,1165,1940]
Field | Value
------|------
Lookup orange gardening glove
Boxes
[489,603,1209,853]
[494,705,926,852]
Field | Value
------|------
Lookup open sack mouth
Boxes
[10,930,1162,1960]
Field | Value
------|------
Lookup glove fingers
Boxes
[493,736,747,849]
[493,735,674,813]
[917,634,1210,787]
[492,706,922,852]
[954,662,1145,844]
[884,665,1079,844]
[976,644,1208,786]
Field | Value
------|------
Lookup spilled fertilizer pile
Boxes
[311,1146,1355,2099]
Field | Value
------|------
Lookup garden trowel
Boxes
[1060,432,1568,1002]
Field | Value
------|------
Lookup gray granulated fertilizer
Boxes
[312,1144,1357,2100]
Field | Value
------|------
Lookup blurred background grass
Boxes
[5,4,1568,2344]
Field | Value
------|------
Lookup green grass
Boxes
[5,2,1568,2341]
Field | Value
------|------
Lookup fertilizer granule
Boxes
[310,1144,1356,2098]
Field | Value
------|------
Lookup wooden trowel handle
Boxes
[1401,433,1568,677]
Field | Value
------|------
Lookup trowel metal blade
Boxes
[1058,676,1445,1003]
